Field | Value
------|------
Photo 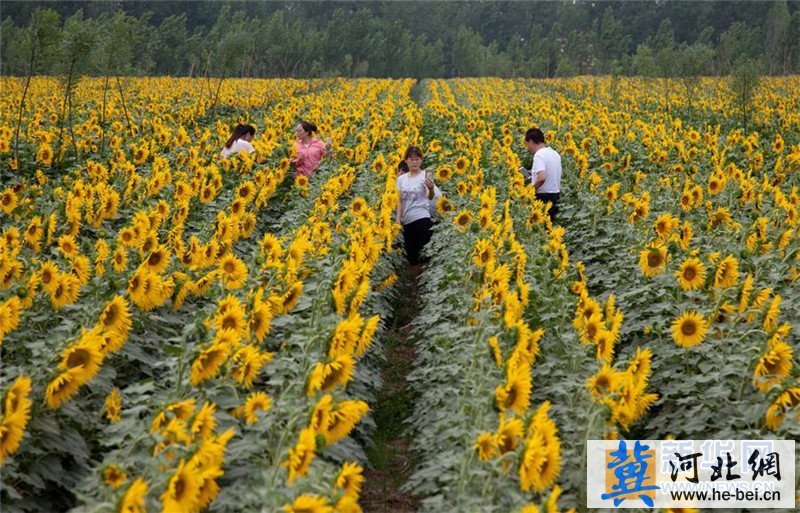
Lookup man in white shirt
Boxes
[519,127,562,224]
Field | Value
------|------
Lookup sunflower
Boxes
[58,234,79,259]
[113,246,128,272]
[472,239,495,269]
[763,295,782,333]
[249,301,273,343]
[638,244,667,277]
[519,403,561,493]
[35,143,53,166]
[218,254,248,290]
[455,156,469,173]
[283,427,317,483]
[495,415,524,455]
[99,295,132,337]
[475,432,498,461]
[594,329,615,362]
[229,344,273,389]
[764,387,800,430]
[307,354,355,395]
[283,494,332,513]
[335,461,364,499]
[0,296,21,337]
[580,313,603,345]
[0,190,17,214]
[237,181,255,203]
[161,459,202,513]
[59,334,104,381]
[71,255,91,284]
[104,388,122,423]
[118,478,148,513]
[626,347,653,387]
[714,255,739,289]
[436,196,454,214]
[653,213,679,238]
[671,310,708,348]
[349,197,368,217]
[753,342,793,392]
[102,464,127,489]
[0,375,32,462]
[355,315,380,357]
[243,391,272,424]
[707,174,724,195]
[295,175,309,189]
[435,166,453,182]
[494,365,532,414]
[189,343,231,385]
[214,297,247,338]
[586,364,620,398]
[278,281,304,314]
[44,368,83,409]
[675,257,706,291]
[143,246,170,273]
[320,399,368,445]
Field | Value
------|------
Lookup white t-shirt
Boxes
[221,138,256,158]
[531,146,562,193]
[396,170,442,225]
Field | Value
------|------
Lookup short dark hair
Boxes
[524,128,545,144]
[225,124,256,148]
[403,146,424,160]
[299,120,318,134]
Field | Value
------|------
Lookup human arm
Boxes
[396,176,404,224]
[424,172,438,200]
[532,170,546,191]
[531,153,546,191]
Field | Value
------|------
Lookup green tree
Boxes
[451,26,486,77]
[596,7,631,74]
[731,58,762,133]
[53,10,96,165]
[765,0,791,74]
[718,22,761,75]
[12,8,61,165]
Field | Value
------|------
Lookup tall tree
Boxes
[765,0,791,74]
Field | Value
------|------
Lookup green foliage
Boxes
[2,1,799,78]
[731,58,762,133]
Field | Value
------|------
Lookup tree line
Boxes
[2,0,799,79]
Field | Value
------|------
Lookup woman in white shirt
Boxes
[396,146,441,266]
[221,124,256,158]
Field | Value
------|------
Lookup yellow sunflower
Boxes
[118,478,148,513]
[283,494,332,513]
[103,388,122,423]
[243,391,272,424]
[161,459,202,512]
[753,342,793,392]
[675,257,706,291]
[713,255,739,289]
[671,310,708,348]
[638,244,667,277]
[335,461,364,499]
[102,464,127,489]
[218,253,248,290]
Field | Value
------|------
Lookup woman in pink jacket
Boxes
[291,121,328,178]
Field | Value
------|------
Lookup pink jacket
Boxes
[292,138,327,177]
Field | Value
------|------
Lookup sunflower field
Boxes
[0,75,798,513]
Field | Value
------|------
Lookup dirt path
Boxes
[360,265,422,513]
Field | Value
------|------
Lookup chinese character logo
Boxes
[602,440,660,507]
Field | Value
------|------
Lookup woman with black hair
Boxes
[396,146,441,266]
[291,120,328,178]
[221,124,256,158]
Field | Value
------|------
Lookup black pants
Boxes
[536,192,560,225]
[403,217,433,265]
